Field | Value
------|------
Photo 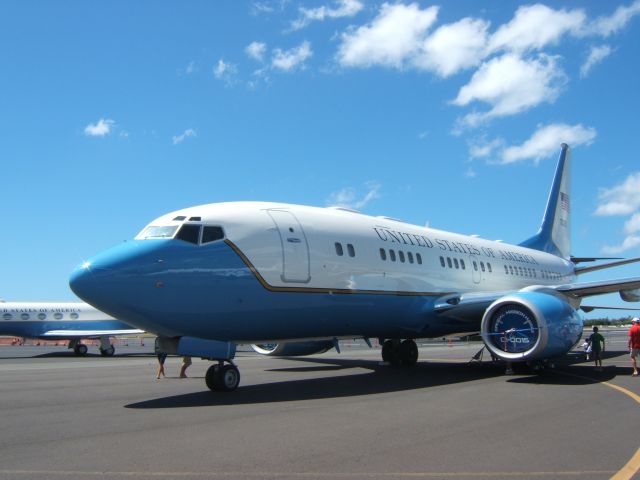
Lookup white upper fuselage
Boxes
[139,201,576,295]
[0,302,114,323]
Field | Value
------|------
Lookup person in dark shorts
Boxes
[589,326,605,371]
[154,337,167,379]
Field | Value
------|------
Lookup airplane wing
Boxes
[433,277,640,324]
[42,329,144,337]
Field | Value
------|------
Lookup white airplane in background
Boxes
[0,301,144,356]
[70,144,640,391]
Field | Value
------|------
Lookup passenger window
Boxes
[504,265,509,274]
[519,267,523,276]
[37,313,46,320]
[176,224,201,244]
[70,312,79,320]
[460,259,465,270]
[399,251,405,263]
[54,313,63,320]
[447,257,452,268]
[335,243,344,256]
[390,250,396,262]
[3,313,12,321]
[487,263,492,273]
[380,248,387,261]
[416,253,422,265]
[347,244,355,257]
[473,261,478,271]
[480,262,485,272]
[440,256,445,267]
[202,226,225,244]
[21,313,30,320]
[407,252,414,264]
[453,258,459,269]
[509,266,514,274]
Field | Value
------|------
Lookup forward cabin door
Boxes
[267,209,311,283]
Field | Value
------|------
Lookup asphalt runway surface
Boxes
[0,336,639,480]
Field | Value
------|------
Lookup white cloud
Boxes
[500,123,596,164]
[580,45,613,77]
[453,53,566,127]
[337,3,438,69]
[213,59,238,83]
[327,182,381,210]
[185,61,197,74]
[272,41,313,71]
[291,0,363,31]
[595,172,640,216]
[172,128,196,145]
[624,213,640,234]
[586,0,640,37]
[488,4,586,53]
[84,118,115,137]
[413,17,489,77]
[602,235,640,254]
[246,41,267,62]
[468,137,503,159]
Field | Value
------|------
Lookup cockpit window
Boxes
[202,226,225,244]
[175,224,201,244]
[138,225,179,239]
[172,215,186,221]
[189,216,201,221]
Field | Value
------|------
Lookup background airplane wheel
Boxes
[99,345,115,357]
[74,344,88,356]
[381,340,400,366]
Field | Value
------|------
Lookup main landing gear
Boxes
[69,339,88,356]
[205,361,241,392]
[381,339,419,366]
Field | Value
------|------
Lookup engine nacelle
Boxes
[620,288,640,302]
[251,340,334,357]
[481,291,583,362]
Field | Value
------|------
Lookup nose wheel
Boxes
[205,362,241,392]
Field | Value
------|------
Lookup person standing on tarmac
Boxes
[628,317,640,377]
[589,326,605,372]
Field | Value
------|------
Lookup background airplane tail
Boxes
[519,144,571,260]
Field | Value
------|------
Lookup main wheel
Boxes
[381,340,400,366]
[74,344,88,356]
[399,339,418,366]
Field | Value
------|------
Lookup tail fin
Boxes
[519,144,571,259]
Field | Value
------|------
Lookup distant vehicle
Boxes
[0,301,143,356]
[70,144,640,391]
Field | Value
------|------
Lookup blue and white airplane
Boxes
[70,144,640,391]
[0,301,143,356]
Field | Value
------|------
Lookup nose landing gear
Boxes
[205,361,241,392]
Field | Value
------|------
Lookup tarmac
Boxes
[0,334,638,480]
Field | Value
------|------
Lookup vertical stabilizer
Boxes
[519,144,571,259]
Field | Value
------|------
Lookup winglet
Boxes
[519,144,571,259]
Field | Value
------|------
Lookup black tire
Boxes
[74,344,88,356]
[205,365,218,391]
[381,340,400,366]
[399,339,418,366]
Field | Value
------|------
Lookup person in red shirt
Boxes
[629,317,640,377]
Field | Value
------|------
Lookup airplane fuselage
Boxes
[70,202,576,342]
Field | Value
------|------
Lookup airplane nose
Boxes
[69,240,162,314]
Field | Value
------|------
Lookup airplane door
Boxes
[267,210,311,283]
[470,255,481,284]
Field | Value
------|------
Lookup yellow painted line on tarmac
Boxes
[554,371,640,480]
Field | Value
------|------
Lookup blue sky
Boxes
[1,1,640,317]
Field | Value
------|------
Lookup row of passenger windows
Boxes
[440,256,493,273]
[2,312,78,321]
[380,248,423,264]
[504,264,537,277]
[175,224,225,245]
[335,242,356,257]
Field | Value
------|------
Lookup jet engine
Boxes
[251,340,334,357]
[480,291,583,362]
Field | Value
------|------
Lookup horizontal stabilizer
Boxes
[575,257,640,275]
[571,256,622,264]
